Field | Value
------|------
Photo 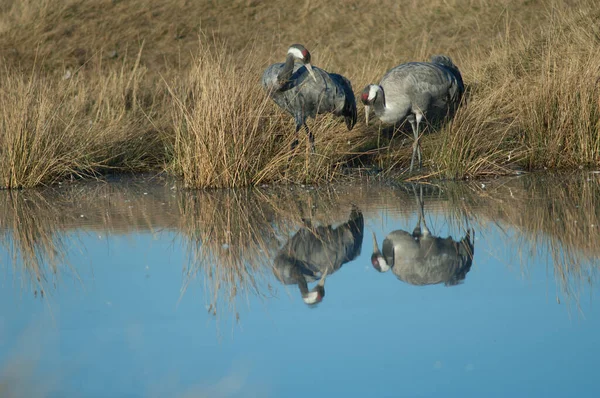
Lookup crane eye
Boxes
[370,254,382,271]
[302,50,311,63]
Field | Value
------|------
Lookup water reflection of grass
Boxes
[0,189,71,296]
[177,185,373,318]
[0,176,177,296]
[482,175,600,304]
[1,174,599,315]
[178,189,283,319]
[441,174,600,304]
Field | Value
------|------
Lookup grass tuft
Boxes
[166,39,285,188]
[1,0,600,187]
[0,49,163,188]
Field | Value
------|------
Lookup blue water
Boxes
[0,177,599,397]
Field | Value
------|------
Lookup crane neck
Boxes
[371,87,387,117]
[374,88,412,125]
[297,277,310,297]
[277,53,296,87]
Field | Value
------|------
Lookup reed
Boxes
[1,0,600,184]
[177,188,283,319]
[0,49,163,188]
[1,172,598,314]
[0,189,70,296]
[430,1,600,177]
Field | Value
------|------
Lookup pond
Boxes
[1,173,599,397]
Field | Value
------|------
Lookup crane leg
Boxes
[288,123,303,164]
[291,123,301,152]
[417,184,429,236]
[408,113,424,172]
[409,117,418,172]
[417,141,422,169]
[290,139,299,151]
[303,124,315,153]
[416,113,423,169]
[411,184,420,235]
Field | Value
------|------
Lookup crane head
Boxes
[371,232,391,272]
[303,284,325,305]
[360,84,381,126]
[360,84,380,104]
[302,269,327,306]
[371,253,390,273]
[287,44,317,82]
[288,44,311,63]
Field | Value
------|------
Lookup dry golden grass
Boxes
[1,0,600,187]
[0,49,164,188]
[165,38,373,188]
[166,40,281,188]
[377,0,600,179]
[0,69,96,188]
[519,9,600,169]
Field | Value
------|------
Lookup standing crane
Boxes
[371,185,474,286]
[262,44,357,153]
[273,206,364,305]
[360,55,464,172]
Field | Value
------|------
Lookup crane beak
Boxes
[305,63,317,82]
[317,269,328,287]
[371,231,391,272]
[372,231,379,253]
[303,269,328,305]
[364,105,370,126]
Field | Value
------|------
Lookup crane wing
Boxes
[329,73,357,130]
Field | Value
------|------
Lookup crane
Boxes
[360,55,464,172]
[273,206,364,305]
[262,44,357,153]
[371,185,474,286]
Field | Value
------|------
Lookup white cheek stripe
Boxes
[378,258,391,272]
[287,47,304,60]
[368,85,379,101]
[303,291,320,304]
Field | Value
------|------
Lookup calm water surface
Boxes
[1,174,599,397]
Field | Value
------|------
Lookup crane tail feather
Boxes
[342,86,357,130]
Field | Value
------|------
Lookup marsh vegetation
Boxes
[0,173,598,317]
[1,0,599,188]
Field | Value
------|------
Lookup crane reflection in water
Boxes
[272,205,364,305]
[371,185,475,286]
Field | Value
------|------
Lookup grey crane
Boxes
[371,185,474,286]
[360,55,464,172]
[272,206,364,305]
[262,44,357,153]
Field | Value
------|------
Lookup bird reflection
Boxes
[371,185,474,286]
[273,206,364,305]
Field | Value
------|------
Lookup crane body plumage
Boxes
[273,206,364,305]
[361,55,464,171]
[371,184,474,286]
[374,229,474,286]
[262,44,357,151]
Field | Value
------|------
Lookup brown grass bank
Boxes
[1,0,600,187]
[0,52,164,188]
